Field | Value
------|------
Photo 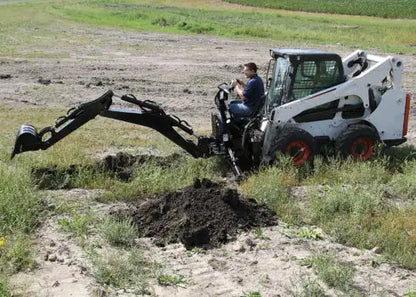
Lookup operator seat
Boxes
[231,95,266,124]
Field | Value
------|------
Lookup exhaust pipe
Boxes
[11,124,43,159]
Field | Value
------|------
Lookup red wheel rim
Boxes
[350,137,373,160]
[285,141,310,165]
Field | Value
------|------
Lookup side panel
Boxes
[365,89,407,140]
[269,54,406,142]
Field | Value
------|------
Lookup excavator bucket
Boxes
[11,124,43,159]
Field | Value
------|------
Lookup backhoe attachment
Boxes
[11,90,210,159]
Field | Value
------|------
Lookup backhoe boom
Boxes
[11,90,208,159]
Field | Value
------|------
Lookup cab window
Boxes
[290,60,342,101]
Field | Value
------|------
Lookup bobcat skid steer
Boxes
[11,49,411,178]
[258,49,411,166]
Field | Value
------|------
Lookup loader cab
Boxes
[265,49,345,113]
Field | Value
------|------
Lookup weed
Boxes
[98,216,138,247]
[0,163,41,234]
[280,227,294,239]
[306,156,390,186]
[309,183,389,232]
[157,273,186,287]
[297,226,323,240]
[0,233,35,274]
[240,291,261,297]
[185,247,204,257]
[0,150,42,293]
[253,227,270,240]
[240,160,302,224]
[404,288,416,297]
[308,252,355,291]
[58,212,96,246]
[0,275,10,297]
[298,257,315,268]
[293,277,325,297]
[384,145,416,168]
[373,209,416,268]
[92,247,154,293]
[389,160,416,200]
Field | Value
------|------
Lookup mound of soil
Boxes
[126,178,278,249]
[31,152,185,189]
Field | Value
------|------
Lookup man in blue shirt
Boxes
[229,62,264,117]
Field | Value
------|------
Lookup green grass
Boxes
[405,287,416,297]
[241,154,416,269]
[157,273,186,287]
[240,158,300,224]
[52,0,416,54]
[225,0,416,19]
[0,154,41,291]
[0,0,415,56]
[58,212,157,293]
[304,156,391,186]
[240,291,262,297]
[104,156,227,201]
[0,106,44,294]
[0,233,35,297]
[293,277,325,297]
[389,160,416,200]
[0,276,11,297]
[308,184,389,247]
[90,247,155,293]
[0,233,36,274]
[58,212,96,246]
[307,252,356,292]
[98,216,138,247]
[0,163,41,234]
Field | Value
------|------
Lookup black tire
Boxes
[270,127,317,166]
[335,124,380,160]
[211,112,222,141]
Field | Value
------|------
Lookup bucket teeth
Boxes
[11,124,41,159]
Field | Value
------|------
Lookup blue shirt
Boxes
[243,74,264,107]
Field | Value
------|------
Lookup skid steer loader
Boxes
[11,49,411,178]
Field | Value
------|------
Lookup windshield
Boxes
[266,57,290,112]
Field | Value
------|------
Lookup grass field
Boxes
[224,0,416,19]
[0,0,415,56]
[55,0,416,54]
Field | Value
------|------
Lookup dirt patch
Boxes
[31,152,185,189]
[122,178,278,249]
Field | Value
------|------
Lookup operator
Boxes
[229,62,264,117]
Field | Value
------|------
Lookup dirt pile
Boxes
[125,178,278,249]
[31,152,185,189]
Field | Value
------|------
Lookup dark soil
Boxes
[124,178,278,249]
[31,152,185,189]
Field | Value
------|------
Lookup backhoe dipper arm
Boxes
[11,90,205,159]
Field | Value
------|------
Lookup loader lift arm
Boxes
[11,90,210,159]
